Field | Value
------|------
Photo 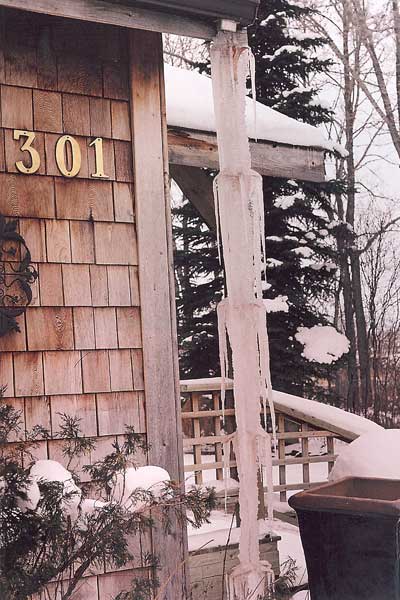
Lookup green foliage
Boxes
[273,557,300,598]
[0,390,214,600]
[173,196,223,378]
[247,0,341,396]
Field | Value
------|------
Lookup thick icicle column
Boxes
[210,30,276,599]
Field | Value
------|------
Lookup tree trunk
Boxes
[343,0,370,413]
[350,252,370,415]
[393,0,400,126]
[336,197,360,412]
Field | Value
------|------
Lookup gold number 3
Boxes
[13,130,41,175]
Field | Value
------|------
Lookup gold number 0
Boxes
[55,135,81,178]
[13,130,41,174]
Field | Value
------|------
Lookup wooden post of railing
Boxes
[278,413,287,502]
[302,423,310,487]
[327,436,335,474]
[192,392,203,485]
[213,391,223,481]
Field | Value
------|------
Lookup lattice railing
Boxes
[181,378,348,502]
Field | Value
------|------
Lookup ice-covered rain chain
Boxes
[210,30,276,599]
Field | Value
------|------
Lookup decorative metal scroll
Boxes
[0,214,38,337]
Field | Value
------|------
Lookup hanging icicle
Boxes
[210,30,277,600]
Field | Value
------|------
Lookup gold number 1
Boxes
[89,137,109,179]
[13,130,41,174]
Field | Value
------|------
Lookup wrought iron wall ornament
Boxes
[0,214,38,337]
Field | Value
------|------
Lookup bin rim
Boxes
[288,476,400,517]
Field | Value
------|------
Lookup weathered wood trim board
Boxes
[129,29,188,598]
[0,0,216,38]
[169,128,326,183]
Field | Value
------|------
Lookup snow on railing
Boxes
[180,378,382,503]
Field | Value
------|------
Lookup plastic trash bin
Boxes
[288,477,400,600]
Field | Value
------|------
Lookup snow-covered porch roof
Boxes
[165,64,339,229]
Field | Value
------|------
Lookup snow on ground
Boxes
[184,451,333,501]
[295,325,350,365]
[185,447,326,589]
[183,389,383,595]
[277,519,308,587]
[188,509,307,587]
[165,64,343,154]
[292,592,310,600]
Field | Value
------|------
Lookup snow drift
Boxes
[330,429,400,481]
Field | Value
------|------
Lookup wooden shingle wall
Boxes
[0,9,186,598]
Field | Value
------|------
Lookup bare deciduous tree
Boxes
[299,0,400,416]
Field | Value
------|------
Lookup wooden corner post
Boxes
[129,30,189,599]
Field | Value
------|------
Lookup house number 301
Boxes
[13,130,109,179]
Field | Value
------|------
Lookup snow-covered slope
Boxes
[165,64,343,154]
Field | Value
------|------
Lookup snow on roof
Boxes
[165,64,343,154]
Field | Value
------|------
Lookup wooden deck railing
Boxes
[181,378,351,502]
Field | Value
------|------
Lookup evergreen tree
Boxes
[248,0,340,396]
[0,388,214,600]
[173,193,223,379]
[173,0,341,397]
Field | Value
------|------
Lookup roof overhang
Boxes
[168,128,326,182]
[168,127,326,231]
[123,0,260,26]
[0,0,219,39]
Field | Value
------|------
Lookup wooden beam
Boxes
[0,0,215,39]
[170,164,216,230]
[168,128,326,183]
[129,30,188,598]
